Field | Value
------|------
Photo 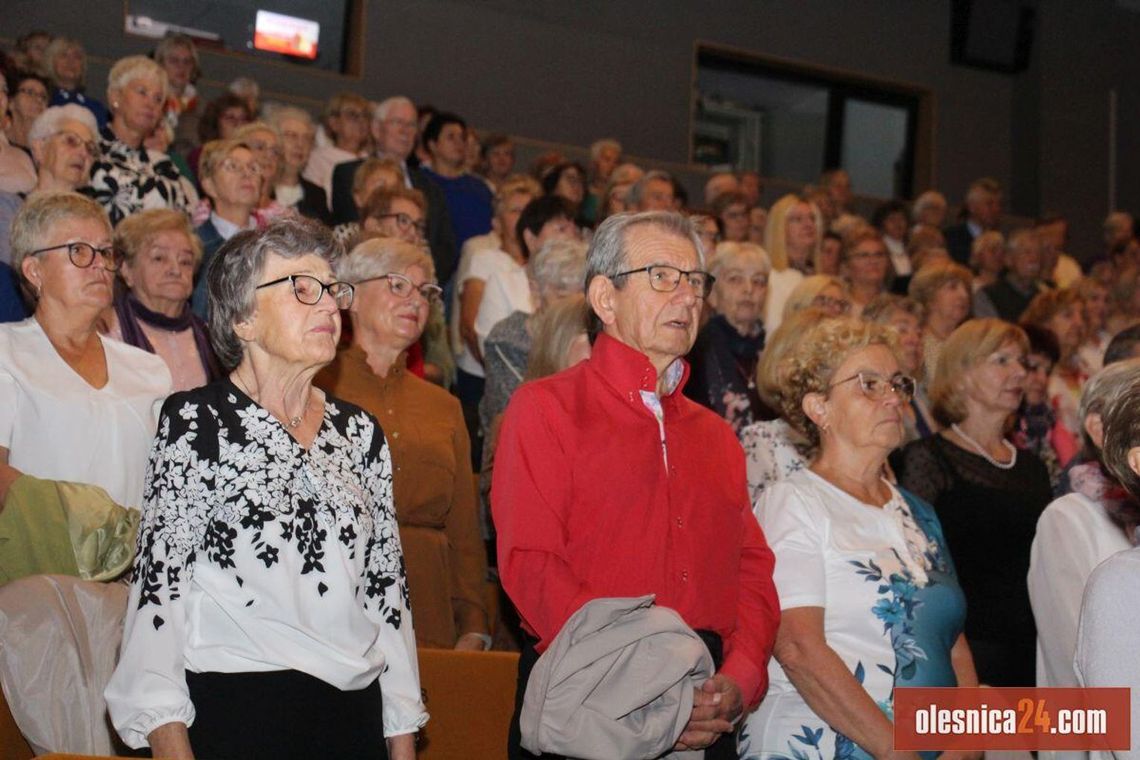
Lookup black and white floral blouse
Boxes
[86,124,198,226]
[105,379,427,749]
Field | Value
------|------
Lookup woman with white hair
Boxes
[1029,359,1140,693]
[685,241,773,434]
[0,104,98,266]
[87,55,198,226]
[479,238,588,440]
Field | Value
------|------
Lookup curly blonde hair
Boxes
[779,317,898,445]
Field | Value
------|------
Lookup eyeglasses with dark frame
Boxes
[255,274,355,309]
[357,273,443,304]
[612,264,715,299]
[375,213,428,237]
[30,241,122,271]
[829,371,916,402]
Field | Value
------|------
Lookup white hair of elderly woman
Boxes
[28,104,98,144]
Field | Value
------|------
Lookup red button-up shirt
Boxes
[492,332,780,707]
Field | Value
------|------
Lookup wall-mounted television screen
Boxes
[126,0,350,72]
[253,10,319,60]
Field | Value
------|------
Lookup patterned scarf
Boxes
[113,291,221,381]
[1065,457,1140,545]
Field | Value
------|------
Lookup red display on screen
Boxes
[253,10,319,59]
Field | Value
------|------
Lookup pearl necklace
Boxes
[950,423,1017,470]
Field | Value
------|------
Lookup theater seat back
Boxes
[416,648,519,759]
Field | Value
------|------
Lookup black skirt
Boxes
[186,669,389,760]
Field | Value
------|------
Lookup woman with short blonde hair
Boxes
[88,56,198,225]
[743,316,974,760]
[894,318,1052,687]
[782,274,849,320]
[909,259,973,382]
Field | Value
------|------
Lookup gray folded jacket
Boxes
[520,595,715,760]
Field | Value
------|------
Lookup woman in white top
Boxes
[105,219,425,759]
[741,317,977,760]
[1029,359,1140,693]
[472,195,578,358]
[763,194,820,332]
[0,192,171,508]
[739,307,828,503]
[1074,363,1140,760]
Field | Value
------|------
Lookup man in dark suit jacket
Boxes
[944,177,1003,266]
[293,177,332,226]
[329,96,457,285]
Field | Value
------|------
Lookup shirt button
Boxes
[392,431,400,438]
[675,517,683,528]
[681,570,689,582]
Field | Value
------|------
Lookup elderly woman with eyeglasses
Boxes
[0,192,171,509]
[893,319,1052,688]
[685,241,774,434]
[106,218,425,759]
[104,208,222,391]
[315,237,490,652]
[741,317,976,760]
[0,104,99,268]
[233,121,291,226]
[86,55,198,226]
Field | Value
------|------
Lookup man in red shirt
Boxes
[493,210,780,758]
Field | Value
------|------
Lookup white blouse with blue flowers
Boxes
[739,468,965,760]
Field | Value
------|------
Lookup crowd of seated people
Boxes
[7,27,1140,760]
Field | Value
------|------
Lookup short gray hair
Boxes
[269,105,315,134]
[207,218,343,370]
[10,192,110,304]
[1080,358,1140,454]
[625,170,673,209]
[912,190,947,222]
[335,236,435,284]
[585,211,702,334]
[28,104,98,144]
[709,241,771,279]
[107,55,166,100]
[373,95,415,122]
[529,239,587,297]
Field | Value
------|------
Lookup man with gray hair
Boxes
[493,211,779,758]
[944,177,1003,266]
[627,169,676,212]
[330,95,457,284]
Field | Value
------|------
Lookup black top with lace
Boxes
[891,434,1052,687]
